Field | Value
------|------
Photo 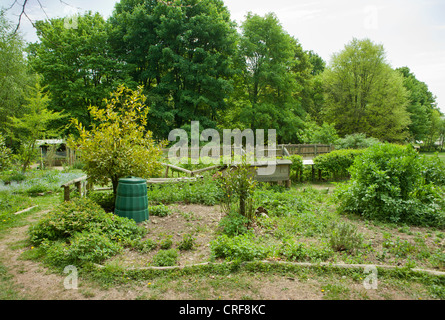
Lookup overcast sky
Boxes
[4,0,445,113]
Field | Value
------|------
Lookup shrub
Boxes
[148,204,171,217]
[29,198,146,245]
[278,240,333,262]
[218,211,249,236]
[29,198,148,267]
[419,154,445,186]
[336,143,445,227]
[177,233,195,251]
[335,133,379,150]
[152,249,179,267]
[0,134,12,171]
[217,156,257,221]
[328,221,364,253]
[314,149,365,180]
[210,233,271,261]
[41,232,122,267]
[87,191,115,212]
[130,238,158,253]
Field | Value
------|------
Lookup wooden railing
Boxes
[279,144,334,158]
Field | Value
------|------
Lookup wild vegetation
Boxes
[0,0,445,301]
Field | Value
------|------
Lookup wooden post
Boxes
[311,165,315,181]
[64,186,70,202]
[285,179,291,188]
[165,165,169,178]
[318,169,322,181]
[75,181,82,196]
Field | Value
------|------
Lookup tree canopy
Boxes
[322,38,411,143]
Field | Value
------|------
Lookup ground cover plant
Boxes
[0,160,444,300]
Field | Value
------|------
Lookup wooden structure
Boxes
[279,144,334,159]
[61,176,88,201]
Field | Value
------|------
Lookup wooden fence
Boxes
[279,144,334,159]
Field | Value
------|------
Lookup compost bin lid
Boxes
[118,177,146,184]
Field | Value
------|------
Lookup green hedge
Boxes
[314,149,365,180]
[336,143,445,227]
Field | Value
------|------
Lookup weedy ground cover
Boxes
[0,166,444,300]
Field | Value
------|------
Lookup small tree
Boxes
[68,85,165,197]
[8,81,65,173]
[217,156,257,222]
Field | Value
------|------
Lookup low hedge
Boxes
[314,149,365,180]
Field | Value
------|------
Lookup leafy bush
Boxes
[210,233,272,261]
[314,149,365,180]
[87,191,115,212]
[0,134,12,171]
[336,143,445,227]
[148,204,172,217]
[419,154,445,186]
[217,156,257,220]
[328,221,363,253]
[278,240,333,262]
[28,198,147,267]
[218,211,249,236]
[335,133,380,150]
[29,198,145,245]
[41,232,122,266]
[152,249,179,267]
[177,233,196,251]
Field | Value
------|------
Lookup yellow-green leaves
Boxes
[68,85,165,195]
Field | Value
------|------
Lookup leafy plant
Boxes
[177,234,196,251]
[87,191,115,212]
[218,211,249,236]
[283,155,303,181]
[336,143,445,227]
[68,85,165,197]
[0,134,12,171]
[148,204,171,217]
[328,221,364,253]
[152,249,179,267]
[159,235,173,250]
[335,133,380,150]
[210,233,272,262]
[314,149,365,180]
[217,156,257,221]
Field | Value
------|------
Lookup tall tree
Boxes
[0,10,33,132]
[396,66,437,142]
[230,12,308,143]
[322,38,411,142]
[107,0,238,139]
[27,12,130,133]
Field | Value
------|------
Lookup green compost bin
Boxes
[114,177,149,223]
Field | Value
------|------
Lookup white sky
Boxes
[3,0,445,113]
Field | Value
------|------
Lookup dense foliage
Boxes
[68,85,164,196]
[314,149,365,180]
[336,144,445,227]
[28,198,146,266]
